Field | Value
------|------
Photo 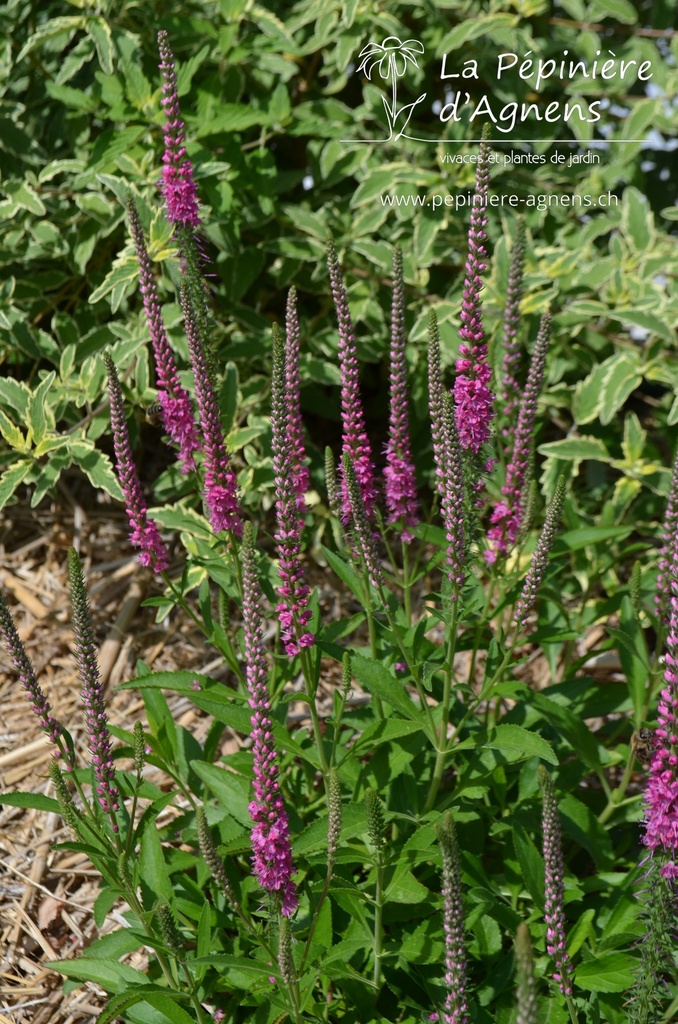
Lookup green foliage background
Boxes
[0,0,676,521]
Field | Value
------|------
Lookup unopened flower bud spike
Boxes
[365,788,386,986]
[437,811,469,1024]
[68,547,120,836]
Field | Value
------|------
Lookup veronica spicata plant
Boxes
[4,32,677,1024]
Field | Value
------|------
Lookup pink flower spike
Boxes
[438,813,469,1024]
[326,238,376,521]
[644,533,678,859]
[285,288,310,507]
[157,31,201,229]
[0,593,70,764]
[67,548,119,818]
[180,284,242,537]
[454,135,495,453]
[656,447,678,624]
[488,312,551,558]
[271,324,314,656]
[127,198,200,473]
[539,766,574,996]
[428,311,466,593]
[385,245,419,540]
[499,219,526,441]
[104,354,169,574]
[241,522,298,915]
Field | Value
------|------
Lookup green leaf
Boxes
[0,377,30,417]
[17,15,84,60]
[322,545,364,603]
[139,822,173,905]
[67,440,124,501]
[175,44,211,96]
[560,792,614,868]
[622,412,646,463]
[96,986,193,1024]
[27,371,56,445]
[89,256,138,305]
[350,168,403,206]
[226,425,266,451]
[589,0,637,23]
[351,654,424,724]
[608,598,649,725]
[384,866,431,905]
[529,692,602,771]
[86,16,114,75]
[189,953,285,977]
[574,952,635,992]
[609,309,673,343]
[121,669,224,694]
[622,99,657,145]
[599,353,642,425]
[193,104,270,135]
[554,526,632,553]
[511,822,544,906]
[6,181,46,216]
[0,409,27,451]
[0,791,61,812]
[250,4,296,45]
[0,460,32,509]
[150,505,213,538]
[537,437,610,461]
[486,724,558,766]
[191,762,251,826]
[48,957,148,993]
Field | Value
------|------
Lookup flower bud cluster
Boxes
[105,354,169,573]
[271,324,314,655]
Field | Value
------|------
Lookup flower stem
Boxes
[373,848,384,988]
[424,591,459,812]
[402,539,412,628]
[300,646,330,774]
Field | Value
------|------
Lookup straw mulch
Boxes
[0,492,228,1023]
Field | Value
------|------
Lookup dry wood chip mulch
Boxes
[0,496,239,1023]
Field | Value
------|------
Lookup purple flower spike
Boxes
[656,449,678,625]
[127,199,200,473]
[644,541,678,872]
[326,238,376,521]
[104,354,170,573]
[67,548,119,820]
[513,478,565,632]
[385,245,419,541]
[428,311,465,594]
[539,766,574,996]
[454,136,494,453]
[488,313,551,558]
[285,288,310,508]
[271,324,314,656]
[438,812,469,1024]
[180,285,242,537]
[157,31,200,229]
[0,593,71,765]
[499,219,526,441]
[242,522,298,916]
[343,452,385,591]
